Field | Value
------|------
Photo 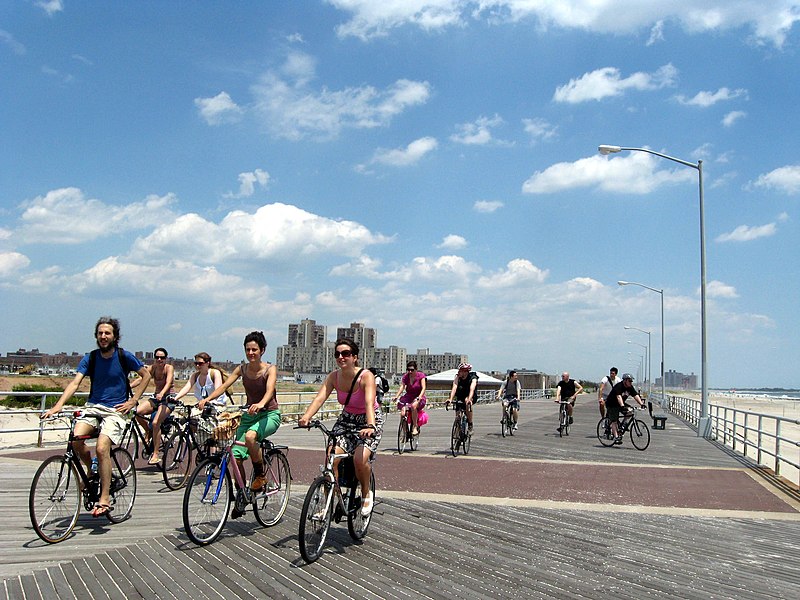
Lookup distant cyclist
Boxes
[130,347,176,465]
[394,360,427,435]
[497,370,521,430]
[555,371,583,433]
[607,373,645,444]
[447,363,478,432]
[597,367,619,419]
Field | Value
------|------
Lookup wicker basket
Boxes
[213,412,241,446]
[194,414,217,447]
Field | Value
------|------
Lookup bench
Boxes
[648,401,668,430]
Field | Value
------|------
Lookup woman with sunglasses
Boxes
[202,331,281,503]
[394,360,427,435]
[130,347,176,464]
[299,337,383,516]
[173,352,226,411]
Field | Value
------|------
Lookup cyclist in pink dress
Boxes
[394,360,427,435]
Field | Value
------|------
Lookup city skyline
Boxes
[2,3,799,387]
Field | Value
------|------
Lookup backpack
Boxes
[379,375,390,394]
[86,347,134,400]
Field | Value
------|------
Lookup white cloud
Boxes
[437,234,467,250]
[522,151,695,195]
[675,87,748,107]
[17,188,178,244]
[522,118,557,143]
[473,200,503,213]
[553,64,677,103]
[194,92,243,125]
[35,0,63,16]
[705,280,739,299]
[1,29,26,55]
[450,114,505,145]
[716,222,778,243]
[752,165,800,194]
[130,202,389,265]
[646,20,665,45]
[224,169,270,199]
[370,136,438,167]
[0,252,30,277]
[251,52,431,140]
[722,111,747,127]
[329,1,800,47]
[476,259,548,288]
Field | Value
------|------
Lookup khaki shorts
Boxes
[76,403,128,446]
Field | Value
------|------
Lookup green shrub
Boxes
[0,384,63,409]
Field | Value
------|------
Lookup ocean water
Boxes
[712,389,800,402]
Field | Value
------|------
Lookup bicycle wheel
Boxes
[410,425,419,451]
[29,456,81,544]
[183,457,232,545]
[107,448,136,523]
[253,450,291,527]
[397,418,407,454]
[450,420,461,456]
[630,419,651,451]
[347,470,375,541]
[162,429,193,491]
[559,409,567,437]
[501,408,507,438]
[299,476,333,563]
[597,418,615,447]
[462,417,471,455]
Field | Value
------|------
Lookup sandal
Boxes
[361,491,374,517]
[91,503,113,518]
[148,454,161,465]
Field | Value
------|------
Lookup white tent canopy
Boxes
[425,369,504,385]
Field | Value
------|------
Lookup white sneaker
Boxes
[361,491,373,516]
[512,423,518,430]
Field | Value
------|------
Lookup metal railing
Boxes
[669,394,800,482]
[0,388,521,447]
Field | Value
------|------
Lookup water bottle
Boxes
[90,457,99,476]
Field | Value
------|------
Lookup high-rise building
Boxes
[336,322,376,349]
[288,319,327,348]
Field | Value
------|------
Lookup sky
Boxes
[1,1,799,388]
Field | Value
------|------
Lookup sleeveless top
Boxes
[152,363,175,395]
[193,370,225,406]
[335,370,378,415]
[242,364,279,411]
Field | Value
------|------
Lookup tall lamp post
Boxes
[602,143,708,437]
[618,281,665,409]
[627,340,649,397]
[625,326,652,398]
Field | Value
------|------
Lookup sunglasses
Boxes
[155,356,167,360]
[334,350,353,358]
[194,361,206,366]
[407,367,416,372]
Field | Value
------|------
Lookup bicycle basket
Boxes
[194,414,217,447]
[212,412,241,446]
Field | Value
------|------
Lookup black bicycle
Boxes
[29,411,137,543]
[500,398,515,437]
[447,400,471,456]
[597,406,650,450]
[160,402,218,490]
[557,400,571,437]
[397,405,419,454]
[119,393,178,466]
[297,420,376,563]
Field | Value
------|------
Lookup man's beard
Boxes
[96,338,117,352]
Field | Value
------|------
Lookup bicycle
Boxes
[119,393,178,466]
[297,420,376,563]
[29,411,137,544]
[500,398,516,437]
[160,401,218,490]
[446,400,471,456]
[556,400,571,437]
[597,406,650,450]
[397,404,420,454]
[182,409,291,546]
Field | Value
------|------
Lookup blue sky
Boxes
[2,1,799,388]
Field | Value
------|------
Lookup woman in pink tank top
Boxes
[299,337,384,517]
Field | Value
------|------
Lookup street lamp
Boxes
[604,143,708,437]
[627,352,644,383]
[627,340,649,396]
[625,326,652,398]
[618,281,665,409]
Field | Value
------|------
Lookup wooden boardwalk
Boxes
[2,396,798,599]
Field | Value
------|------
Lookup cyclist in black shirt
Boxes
[555,372,583,433]
[446,363,478,432]
[607,373,645,443]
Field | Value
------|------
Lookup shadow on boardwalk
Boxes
[2,396,798,599]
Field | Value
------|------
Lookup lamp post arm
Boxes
[614,146,700,171]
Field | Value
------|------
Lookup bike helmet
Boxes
[622,373,634,381]
[457,362,472,371]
